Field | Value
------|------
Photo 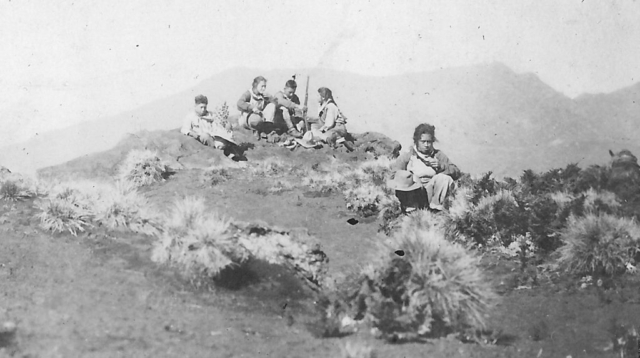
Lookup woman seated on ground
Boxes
[388,123,460,212]
[310,87,354,151]
[237,76,277,140]
[181,94,240,160]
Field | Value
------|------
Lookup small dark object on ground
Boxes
[347,218,359,225]
[394,250,405,257]
[0,321,17,348]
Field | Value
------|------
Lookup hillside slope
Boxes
[2,63,639,178]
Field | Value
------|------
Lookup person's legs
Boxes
[425,174,455,211]
[262,103,276,123]
[248,113,265,139]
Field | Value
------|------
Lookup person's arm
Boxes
[236,91,252,112]
[435,151,461,179]
[320,104,338,131]
[391,151,412,172]
[275,92,296,110]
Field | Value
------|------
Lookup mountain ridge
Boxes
[1,63,639,178]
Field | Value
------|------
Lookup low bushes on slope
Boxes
[315,210,496,341]
[557,213,640,276]
[35,180,160,236]
[151,197,329,289]
[116,149,167,187]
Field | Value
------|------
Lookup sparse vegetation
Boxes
[315,210,496,342]
[151,197,328,288]
[151,197,245,284]
[35,187,94,236]
[557,213,640,275]
[116,149,167,187]
[92,181,160,235]
[0,181,30,201]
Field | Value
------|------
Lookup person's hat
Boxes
[387,170,422,191]
[295,131,320,149]
[213,131,238,146]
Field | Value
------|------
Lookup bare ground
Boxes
[2,132,640,357]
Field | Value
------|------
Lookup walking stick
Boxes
[303,75,310,132]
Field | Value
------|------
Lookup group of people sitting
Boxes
[181,76,354,160]
[181,75,460,213]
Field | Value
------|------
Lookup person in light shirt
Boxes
[390,123,461,212]
[181,94,238,159]
[311,87,353,151]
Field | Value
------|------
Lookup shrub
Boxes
[583,188,621,214]
[557,213,640,275]
[377,195,402,235]
[248,157,297,177]
[35,189,93,236]
[0,181,31,201]
[152,198,329,288]
[340,340,376,358]
[235,223,328,288]
[329,213,495,341]
[344,183,392,217]
[152,197,245,282]
[203,168,232,186]
[452,190,517,246]
[117,149,167,187]
[92,181,160,236]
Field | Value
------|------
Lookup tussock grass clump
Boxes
[34,180,160,236]
[92,181,160,236]
[117,149,167,187]
[248,157,300,178]
[318,211,496,341]
[377,195,402,235]
[152,197,246,281]
[0,181,31,201]
[370,215,495,338]
[344,183,392,217]
[152,198,329,288]
[557,213,640,275]
[35,187,93,236]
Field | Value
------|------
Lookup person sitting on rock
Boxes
[273,79,306,139]
[237,76,277,140]
[181,94,239,159]
[390,123,460,212]
[311,87,354,151]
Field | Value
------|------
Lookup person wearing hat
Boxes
[390,123,461,212]
[181,94,240,160]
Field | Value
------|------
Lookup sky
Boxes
[1,0,639,146]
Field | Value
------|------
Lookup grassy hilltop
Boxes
[1,124,639,357]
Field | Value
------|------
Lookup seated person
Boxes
[181,94,238,159]
[390,123,460,212]
[310,87,354,150]
[237,76,276,140]
[273,79,306,138]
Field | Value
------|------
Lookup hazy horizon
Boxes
[1,0,639,147]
